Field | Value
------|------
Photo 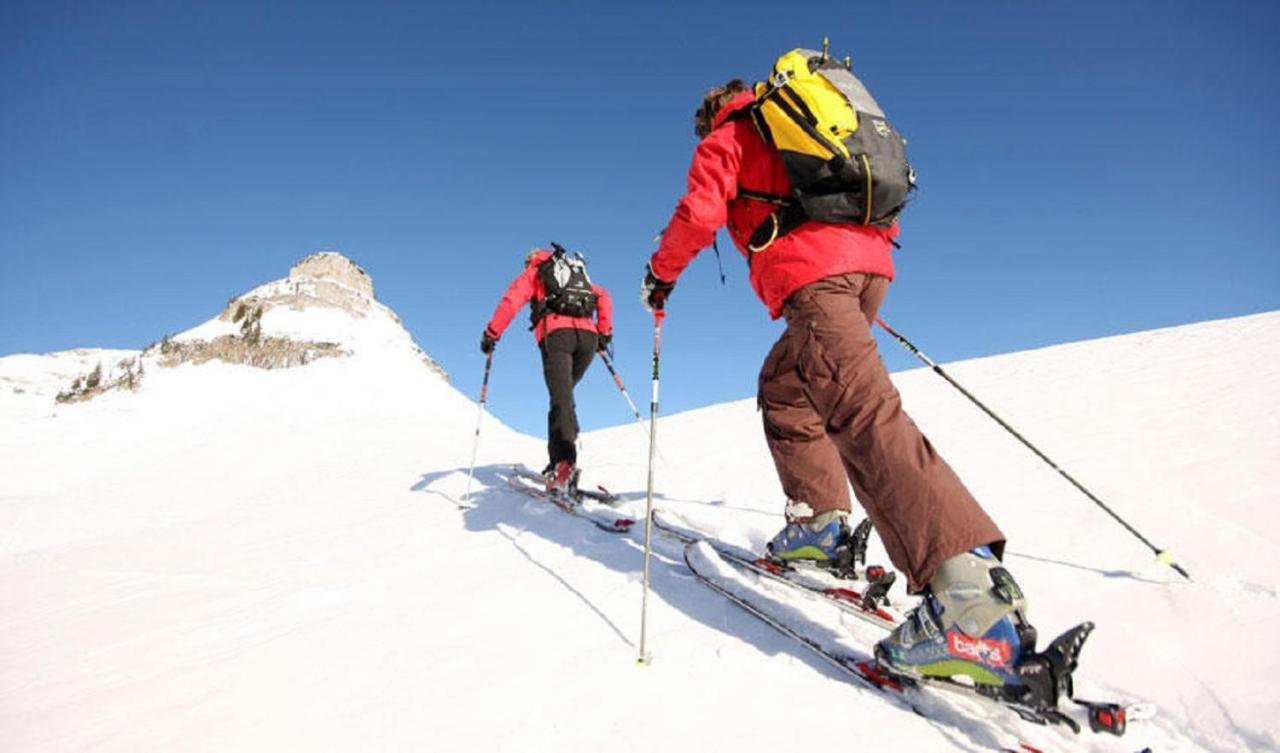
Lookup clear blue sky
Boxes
[3,1,1278,439]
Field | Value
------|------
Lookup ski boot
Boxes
[544,460,579,499]
[766,510,872,579]
[874,546,1100,721]
[876,546,1035,687]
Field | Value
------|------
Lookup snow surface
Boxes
[0,349,139,421]
[2,301,1277,752]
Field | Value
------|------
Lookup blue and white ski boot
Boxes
[765,509,876,578]
[875,547,1101,721]
[875,546,1034,688]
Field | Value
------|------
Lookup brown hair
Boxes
[694,79,749,139]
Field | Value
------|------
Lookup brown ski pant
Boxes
[758,273,1004,592]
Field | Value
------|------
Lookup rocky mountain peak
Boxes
[289,251,375,299]
[35,251,444,405]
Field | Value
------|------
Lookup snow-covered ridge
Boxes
[0,348,140,417]
[0,348,138,395]
[0,251,448,411]
[173,251,436,367]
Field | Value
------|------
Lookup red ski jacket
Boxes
[649,90,899,319]
[485,250,614,343]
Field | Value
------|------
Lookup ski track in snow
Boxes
[1,303,1278,752]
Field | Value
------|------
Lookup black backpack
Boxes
[532,243,597,322]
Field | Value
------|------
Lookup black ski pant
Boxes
[540,327,598,467]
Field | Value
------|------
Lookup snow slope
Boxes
[2,286,1277,752]
[0,349,139,421]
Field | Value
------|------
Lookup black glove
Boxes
[480,329,499,355]
[596,332,613,354]
[641,263,675,312]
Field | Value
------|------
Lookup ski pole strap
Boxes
[710,237,727,285]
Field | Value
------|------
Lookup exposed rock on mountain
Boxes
[5,251,446,407]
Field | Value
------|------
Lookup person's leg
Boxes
[569,329,597,387]
[785,273,1003,593]
[540,329,578,468]
[552,329,597,466]
[757,314,856,564]
[786,274,1033,685]
[758,326,852,520]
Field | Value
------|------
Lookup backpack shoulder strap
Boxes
[737,186,791,205]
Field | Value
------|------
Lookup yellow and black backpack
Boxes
[738,40,916,247]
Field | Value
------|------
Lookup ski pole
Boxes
[599,350,669,467]
[874,317,1191,581]
[638,309,665,664]
[599,350,643,421]
[462,351,494,508]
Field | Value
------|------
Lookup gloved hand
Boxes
[480,328,499,355]
[640,263,675,312]
[596,332,613,355]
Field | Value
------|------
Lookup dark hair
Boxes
[694,79,749,138]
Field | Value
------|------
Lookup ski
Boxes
[683,541,1155,749]
[510,463,619,504]
[506,465,635,534]
[651,508,902,629]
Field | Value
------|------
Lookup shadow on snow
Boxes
[411,462,1029,753]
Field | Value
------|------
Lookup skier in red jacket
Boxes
[641,80,1040,690]
[483,246,614,494]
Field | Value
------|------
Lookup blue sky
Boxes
[3,1,1278,440]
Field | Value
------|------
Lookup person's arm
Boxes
[482,265,536,345]
[593,284,613,336]
[648,126,744,284]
